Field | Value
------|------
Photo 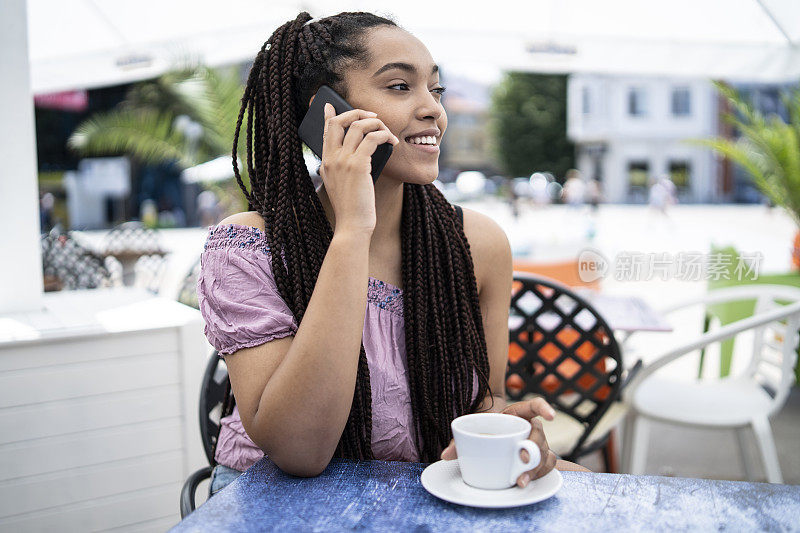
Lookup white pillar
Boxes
[0,0,44,313]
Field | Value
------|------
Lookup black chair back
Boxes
[507,273,623,459]
[180,350,234,518]
[177,257,202,309]
[198,350,233,465]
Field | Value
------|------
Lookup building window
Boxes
[582,86,591,114]
[628,161,650,189]
[668,160,691,189]
[628,88,647,116]
[671,87,691,117]
[755,88,781,118]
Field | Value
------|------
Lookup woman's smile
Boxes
[404,139,440,154]
[406,143,439,154]
[403,128,440,154]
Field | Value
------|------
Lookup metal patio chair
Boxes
[101,222,166,286]
[41,230,118,291]
[179,350,233,518]
[176,256,202,310]
[507,272,641,471]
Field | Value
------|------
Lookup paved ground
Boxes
[75,201,800,483]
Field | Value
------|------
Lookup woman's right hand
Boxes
[320,102,399,235]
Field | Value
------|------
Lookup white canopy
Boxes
[27,0,300,93]
[27,0,800,94]
[385,0,800,83]
[180,156,235,184]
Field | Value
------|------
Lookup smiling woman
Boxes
[196,10,581,498]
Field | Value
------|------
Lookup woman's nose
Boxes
[416,91,443,120]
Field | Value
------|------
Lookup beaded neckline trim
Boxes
[205,223,404,316]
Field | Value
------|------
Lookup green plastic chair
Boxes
[704,246,800,383]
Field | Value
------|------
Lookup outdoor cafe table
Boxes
[171,457,800,532]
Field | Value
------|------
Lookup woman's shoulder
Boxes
[197,211,297,355]
[458,206,511,293]
[218,211,266,232]
[459,207,510,257]
[203,211,269,253]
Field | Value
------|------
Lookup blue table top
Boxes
[172,457,800,532]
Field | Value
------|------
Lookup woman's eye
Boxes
[387,84,447,95]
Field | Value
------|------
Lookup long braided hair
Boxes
[230,11,492,462]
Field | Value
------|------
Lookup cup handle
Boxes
[511,440,541,486]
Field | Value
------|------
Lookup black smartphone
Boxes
[298,85,393,182]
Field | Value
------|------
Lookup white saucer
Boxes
[420,459,563,508]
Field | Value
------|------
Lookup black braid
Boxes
[230,11,491,463]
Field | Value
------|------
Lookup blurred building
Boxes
[567,74,719,203]
[35,84,201,229]
[64,157,130,229]
[440,75,500,178]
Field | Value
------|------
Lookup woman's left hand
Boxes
[440,397,558,488]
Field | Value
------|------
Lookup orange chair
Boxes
[512,258,601,291]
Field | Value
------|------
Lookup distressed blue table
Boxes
[172,457,800,532]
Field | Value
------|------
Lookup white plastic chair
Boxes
[621,285,800,483]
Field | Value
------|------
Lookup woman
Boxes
[198,11,589,496]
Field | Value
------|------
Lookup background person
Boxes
[562,168,586,207]
[648,174,677,216]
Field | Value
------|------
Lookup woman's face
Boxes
[340,26,447,185]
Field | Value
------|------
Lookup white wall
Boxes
[0,289,209,532]
[0,0,44,313]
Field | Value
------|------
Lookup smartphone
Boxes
[298,85,393,182]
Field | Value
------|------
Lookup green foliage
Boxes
[69,108,194,166]
[490,72,574,179]
[38,171,64,187]
[68,64,249,190]
[691,81,800,227]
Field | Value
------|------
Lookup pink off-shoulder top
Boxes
[197,223,478,471]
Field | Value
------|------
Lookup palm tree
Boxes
[694,83,800,380]
[68,64,249,195]
[694,81,800,228]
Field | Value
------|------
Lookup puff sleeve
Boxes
[197,224,298,356]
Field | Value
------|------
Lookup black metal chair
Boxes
[179,350,234,518]
[133,253,169,294]
[177,257,202,310]
[99,221,166,287]
[507,272,641,471]
[101,221,164,256]
[41,230,116,291]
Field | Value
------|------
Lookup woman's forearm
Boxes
[251,229,372,474]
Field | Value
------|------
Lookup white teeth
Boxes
[408,135,436,145]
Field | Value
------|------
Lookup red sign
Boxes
[34,90,89,112]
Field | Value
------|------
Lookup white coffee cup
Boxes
[451,413,540,490]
